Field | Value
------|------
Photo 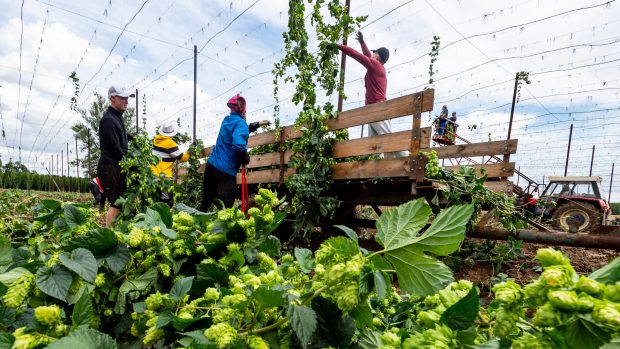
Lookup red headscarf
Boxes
[227,94,246,114]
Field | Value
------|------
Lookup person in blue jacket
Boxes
[198,94,270,211]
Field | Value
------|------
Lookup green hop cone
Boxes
[547,290,579,311]
[380,330,401,347]
[604,282,620,303]
[511,332,552,349]
[246,335,270,349]
[34,305,62,327]
[3,273,34,308]
[575,276,605,297]
[143,326,165,347]
[536,248,570,267]
[576,292,596,312]
[204,288,220,302]
[205,322,237,349]
[592,302,620,327]
[493,306,520,338]
[540,264,574,288]
[533,303,565,327]
[493,280,523,305]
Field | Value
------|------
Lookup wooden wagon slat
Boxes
[443,162,516,178]
[433,139,518,159]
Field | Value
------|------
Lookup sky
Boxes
[0,0,619,201]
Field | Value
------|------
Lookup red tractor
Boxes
[529,176,611,232]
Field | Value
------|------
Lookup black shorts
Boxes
[97,161,126,209]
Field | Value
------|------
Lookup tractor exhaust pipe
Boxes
[470,227,620,250]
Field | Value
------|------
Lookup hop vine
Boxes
[428,36,441,84]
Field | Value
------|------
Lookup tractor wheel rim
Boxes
[560,209,590,230]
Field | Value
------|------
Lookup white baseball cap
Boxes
[158,123,177,137]
[108,85,136,98]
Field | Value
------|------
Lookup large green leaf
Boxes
[375,198,432,250]
[288,305,317,349]
[563,314,611,349]
[64,227,118,255]
[311,297,355,348]
[170,276,194,301]
[59,248,98,283]
[349,301,373,328]
[253,287,285,308]
[115,268,158,314]
[0,267,31,287]
[35,265,73,301]
[357,329,383,349]
[151,202,173,228]
[294,248,315,273]
[413,204,474,256]
[195,264,229,289]
[440,286,480,330]
[259,236,281,257]
[46,328,117,349]
[72,292,96,329]
[0,237,12,266]
[101,244,130,273]
[41,199,62,210]
[64,204,87,228]
[385,247,453,296]
[334,225,359,246]
[0,333,14,349]
[589,257,620,284]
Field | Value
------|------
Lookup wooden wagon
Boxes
[181,89,518,225]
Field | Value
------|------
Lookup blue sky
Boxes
[0,0,619,201]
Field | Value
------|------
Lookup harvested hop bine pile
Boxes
[0,185,619,349]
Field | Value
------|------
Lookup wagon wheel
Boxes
[551,201,601,232]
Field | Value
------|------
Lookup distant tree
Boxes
[70,92,138,178]
[610,202,620,215]
[2,160,29,173]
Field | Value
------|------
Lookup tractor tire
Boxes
[551,202,601,232]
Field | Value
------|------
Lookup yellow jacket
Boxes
[150,134,190,178]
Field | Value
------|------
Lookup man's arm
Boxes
[338,44,373,69]
[100,118,125,161]
[248,120,271,133]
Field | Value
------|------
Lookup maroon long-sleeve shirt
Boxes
[339,42,387,105]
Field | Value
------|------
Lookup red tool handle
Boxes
[241,165,249,216]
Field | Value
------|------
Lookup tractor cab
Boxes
[536,176,611,232]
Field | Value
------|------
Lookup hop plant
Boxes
[533,303,566,328]
[493,280,523,305]
[536,248,570,267]
[34,305,62,327]
[380,328,401,347]
[512,332,552,349]
[95,273,107,287]
[204,322,238,349]
[540,264,574,288]
[145,292,173,311]
[246,335,270,349]
[204,288,221,302]
[592,302,620,327]
[493,306,521,338]
[547,290,579,311]
[127,227,145,248]
[604,282,620,303]
[143,326,165,347]
[3,273,34,308]
[575,276,605,297]
[402,324,457,349]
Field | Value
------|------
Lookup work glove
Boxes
[356,31,364,43]
[248,120,271,133]
[236,151,250,165]
[325,42,339,50]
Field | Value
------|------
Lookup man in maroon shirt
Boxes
[338,32,406,158]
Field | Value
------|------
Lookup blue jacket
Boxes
[208,112,249,176]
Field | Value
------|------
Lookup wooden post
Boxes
[279,128,286,184]
[61,150,64,192]
[50,158,53,191]
[67,143,71,192]
[87,129,92,179]
[564,124,573,176]
[193,45,197,143]
[609,163,615,203]
[76,136,80,193]
[502,73,519,180]
[56,154,59,191]
[589,145,595,176]
[135,89,139,133]
[336,0,351,113]
[409,93,424,195]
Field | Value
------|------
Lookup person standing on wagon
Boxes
[337,31,406,158]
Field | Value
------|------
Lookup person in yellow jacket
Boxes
[150,123,190,179]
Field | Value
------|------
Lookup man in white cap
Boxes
[150,122,190,179]
[98,85,135,227]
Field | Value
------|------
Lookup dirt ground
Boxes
[454,238,619,295]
